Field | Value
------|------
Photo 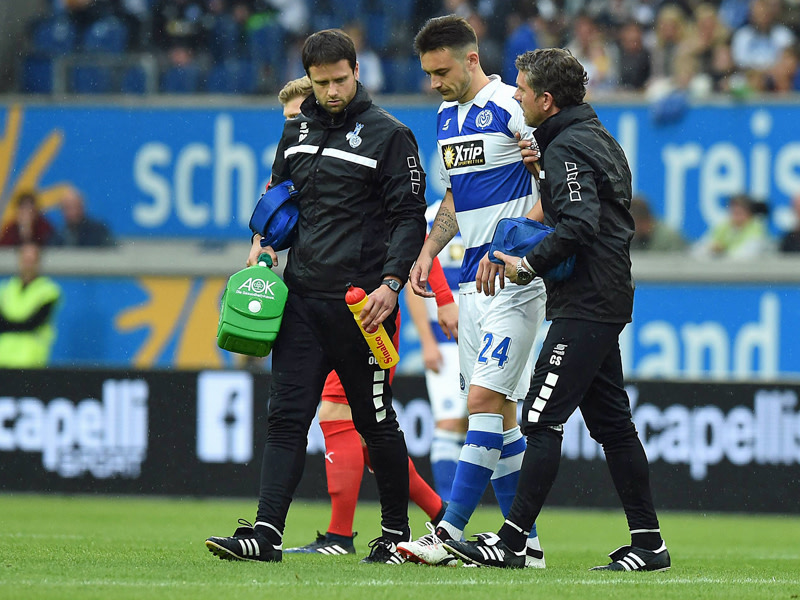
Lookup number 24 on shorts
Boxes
[477,333,511,368]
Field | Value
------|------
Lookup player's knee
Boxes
[590,419,637,451]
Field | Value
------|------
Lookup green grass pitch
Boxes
[1,493,799,600]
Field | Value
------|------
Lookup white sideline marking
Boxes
[5,577,800,588]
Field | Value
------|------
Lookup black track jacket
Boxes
[524,103,635,323]
[271,83,427,299]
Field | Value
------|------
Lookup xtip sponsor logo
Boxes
[442,140,486,170]
[0,379,149,479]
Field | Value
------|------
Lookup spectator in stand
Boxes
[0,242,61,368]
[565,12,619,96]
[692,193,773,259]
[679,3,731,78]
[503,2,540,85]
[779,193,800,253]
[763,44,800,93]
[708,41,739,92]
[342,22,384,95]
[467,13,502,79]
[152,0,211,86]
[0,191,55,247]
[730,0,795,81]
[629,195,688,252]
[648,4,688,87]
[51,186,114,247]
[617,20,651,91]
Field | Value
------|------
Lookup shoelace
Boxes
[238,518,255,529]
[416,522,441,546]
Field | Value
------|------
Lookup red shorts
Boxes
[321,310,401,404]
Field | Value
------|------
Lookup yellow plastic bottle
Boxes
[345,285,399,369]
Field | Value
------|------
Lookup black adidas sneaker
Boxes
[284,531,356,555]
[205,519,282,562]
[590,543,671,572]
[443,532,525,569]
[359,537,406,564]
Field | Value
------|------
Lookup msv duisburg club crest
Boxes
[346,122,364,148]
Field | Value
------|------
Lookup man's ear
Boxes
[354,61,360,80]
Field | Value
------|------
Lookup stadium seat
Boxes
[72,65,113,94]
[161,64,202,94]
[31,15,77,55]
[205,59,257,94]
[209,15,242,61]
[365,13,392,53]
[82,16,129,54]
[21,56,53,94]
[122,65,147,94]
[247,23,284,73]
[382,55,423,94]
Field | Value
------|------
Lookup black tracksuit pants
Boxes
[256,290,410,542]
[501,318,660,550]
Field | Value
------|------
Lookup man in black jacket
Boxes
[205,29,427,565]
[444,48,670,571]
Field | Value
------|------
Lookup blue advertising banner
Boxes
[2,101,799,242]
[44,275,800,380]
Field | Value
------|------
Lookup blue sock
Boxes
[430,428,465,502]
[491,426,537,540]
[440,413,503,538]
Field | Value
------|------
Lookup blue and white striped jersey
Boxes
[436,75,539,290]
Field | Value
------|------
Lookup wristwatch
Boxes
[515,259,535,285]
[381,278,402,293]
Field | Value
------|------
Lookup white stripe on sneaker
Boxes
[628,552,646,567]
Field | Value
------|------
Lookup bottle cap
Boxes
[257,253,273,268]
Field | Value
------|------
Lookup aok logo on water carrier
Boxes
[236,277,277,299]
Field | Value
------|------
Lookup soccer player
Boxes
[275,77,448,556]
[443,48,670,571]
[400,15,547,568]
[205,28,427,565]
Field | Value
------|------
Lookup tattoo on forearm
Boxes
[430,206,459,250]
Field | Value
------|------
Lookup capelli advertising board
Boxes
[0,369,797,513]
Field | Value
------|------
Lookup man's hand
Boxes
[516,132,541,176]
[247,235,278,267]
[421,338,443,373]
[492,250,523,284]
[409,256,436,298]
[437,301,458,342]
[360,284,398,332]
[476,251,504,296]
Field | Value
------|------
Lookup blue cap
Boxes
[489,217,553,264]
[489,217,575,282]
[249,180,299,251]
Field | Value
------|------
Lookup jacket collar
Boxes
[532,103,598,152]
[301,81,373,129]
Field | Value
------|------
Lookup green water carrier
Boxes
[217,254,289,357]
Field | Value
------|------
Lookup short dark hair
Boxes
[302,29,356,73]
[515,48,588,108]
[15,190,38,208]
[414,14,477,56]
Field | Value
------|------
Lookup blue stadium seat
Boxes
[161,64,202,93]
[21,56,54,93]
[31,16,77,55]
[72,65,113,94]
[122,66,147,94]
[248,23,284,72]
[82,16,129,54]
[385,0,413,20]
[205,59,257,94]
[209,15,242,61]
[382,55,423,94]
[365,13,392,53]
[330,0,364,24]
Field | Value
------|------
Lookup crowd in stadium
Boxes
[16,0,800,96]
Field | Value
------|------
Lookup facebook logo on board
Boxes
[196,371,253,464]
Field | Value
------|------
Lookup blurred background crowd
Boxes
[0,0,798,97]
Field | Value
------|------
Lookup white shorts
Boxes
[424,342,466,422]
[458,278,546,401]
